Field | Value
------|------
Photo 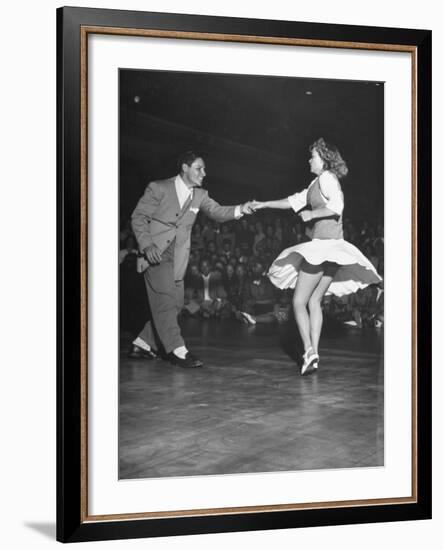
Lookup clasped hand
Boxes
[241,200,264,214]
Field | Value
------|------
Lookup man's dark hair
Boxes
[177,151,204,173]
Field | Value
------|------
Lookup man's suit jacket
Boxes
[132,176,238,280]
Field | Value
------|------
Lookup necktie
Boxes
[181,189,193,211]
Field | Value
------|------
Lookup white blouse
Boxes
[287,171,344,216]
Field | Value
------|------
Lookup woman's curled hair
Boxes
[310,138,349,179]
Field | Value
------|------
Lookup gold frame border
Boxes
[79,26,418,523]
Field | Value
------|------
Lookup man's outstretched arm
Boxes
[200,192,255,222]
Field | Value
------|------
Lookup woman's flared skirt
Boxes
[268,238,382,297]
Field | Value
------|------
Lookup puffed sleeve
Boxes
[287,187,308,212]
[318,171,344,216]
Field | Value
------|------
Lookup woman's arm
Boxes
[253,187,309,212]
[253,198,292,210]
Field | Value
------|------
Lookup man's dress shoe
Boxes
[167,351,203,368]
[127,343,158,360]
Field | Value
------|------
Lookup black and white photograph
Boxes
[118,68,384,480]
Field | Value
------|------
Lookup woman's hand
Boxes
[299,210,314,223]
[251,200,265,211]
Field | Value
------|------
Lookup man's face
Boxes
[182,158,206,187]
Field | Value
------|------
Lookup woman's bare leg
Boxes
[308,263,338,355]
[308,273,335,355]
[293,263,324,353]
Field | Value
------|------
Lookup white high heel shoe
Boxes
[301,347,319,376]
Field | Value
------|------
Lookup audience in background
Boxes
[120,210,384,330]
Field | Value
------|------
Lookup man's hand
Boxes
[299,210,314,223]
[241,201,257,215]
[143,244,162,264]
[250,200,264,211]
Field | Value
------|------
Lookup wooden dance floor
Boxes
[119,319,384,479]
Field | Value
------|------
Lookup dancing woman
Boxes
[253,138,382,375]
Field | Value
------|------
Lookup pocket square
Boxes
[190,207,200,213]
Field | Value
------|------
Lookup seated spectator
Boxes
[237,250,250,266]
[274,217,283,244]
[323,294,353,324]
[227,264,248,310]
[194,260,229,319]
[191,223,205,254]
[212,221,221,243]
[188,250,198,266]
[207,240,217,256]
[263,236,280,257]
[252,221,266,255]
[183,263,202,316]
[184,262,200,285]
[214,260,226,275]
[220,239,235,262]
[224,263,236,279]
[216,224,236,252]
[234,246,242,258]
[236,218,253,252]
[228,256,238,269]
[265,224,274,240]
[280,218,292,247]
[201,218,216,245]
[374,282,384,328]
[237,289,292,325]
[223,264,237,298]
[349,284,384,328]
[239,261,276,316]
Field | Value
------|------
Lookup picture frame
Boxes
[56,5,432,543]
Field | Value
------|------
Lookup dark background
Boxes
[119,69,384,224]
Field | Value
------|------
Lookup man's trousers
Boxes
[136,243,185,354]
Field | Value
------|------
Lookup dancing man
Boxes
[129,151,255,368]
